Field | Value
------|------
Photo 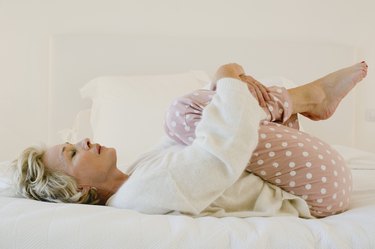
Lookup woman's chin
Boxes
[109,147,117,161]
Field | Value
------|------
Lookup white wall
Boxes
[0,0,374,161]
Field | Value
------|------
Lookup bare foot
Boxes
[301,61,368,120]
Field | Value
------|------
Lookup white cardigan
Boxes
[106,78,313,218]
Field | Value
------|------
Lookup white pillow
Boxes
[80,71,211,171]
[59,109,93,143]
[0,160,18,197]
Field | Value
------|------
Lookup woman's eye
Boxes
[71,150,76,158]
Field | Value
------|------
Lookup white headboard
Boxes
[49,35,357,146]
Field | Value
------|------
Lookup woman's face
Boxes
[42,138,117,187]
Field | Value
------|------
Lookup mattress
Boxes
[0,146,375,249]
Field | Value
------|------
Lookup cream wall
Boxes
[0,0,374,161]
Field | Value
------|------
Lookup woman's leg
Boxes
[242,84,352,217]
[164,89,215,145]
[247,62,368,217]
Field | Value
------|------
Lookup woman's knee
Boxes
[247,123,352,217]
[164,89,214,145]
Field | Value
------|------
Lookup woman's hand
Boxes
[210,63,271,107]
[211,63,245,90]
[239,74,271,107]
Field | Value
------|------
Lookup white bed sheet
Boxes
[1,158,374,249]
[0,190,374,249]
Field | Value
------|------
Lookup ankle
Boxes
[307,82,326,106]
[287,85,320,115]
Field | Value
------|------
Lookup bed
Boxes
[1,35,374,249]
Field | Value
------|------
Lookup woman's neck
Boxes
[96,170,129,205]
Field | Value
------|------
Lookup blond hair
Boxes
[12,145,99,204]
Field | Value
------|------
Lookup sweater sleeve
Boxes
[165,78,266,214]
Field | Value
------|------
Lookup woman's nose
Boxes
[77,138,91,150]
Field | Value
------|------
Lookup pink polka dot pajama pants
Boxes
[164,86,352,218]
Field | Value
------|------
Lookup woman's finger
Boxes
[240,75,268,107]
[247,81,266,107]
[254,85,266,107]
[247,85,257,99]
[256,81,272,102]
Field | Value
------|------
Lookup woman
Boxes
[12,61,368,218]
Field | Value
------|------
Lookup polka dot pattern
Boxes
[164,85,352,218]
[247,121,352,218]
[164,89,214,145]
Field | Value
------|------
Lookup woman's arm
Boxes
[163,77,266,214]
[110,65,266,215]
